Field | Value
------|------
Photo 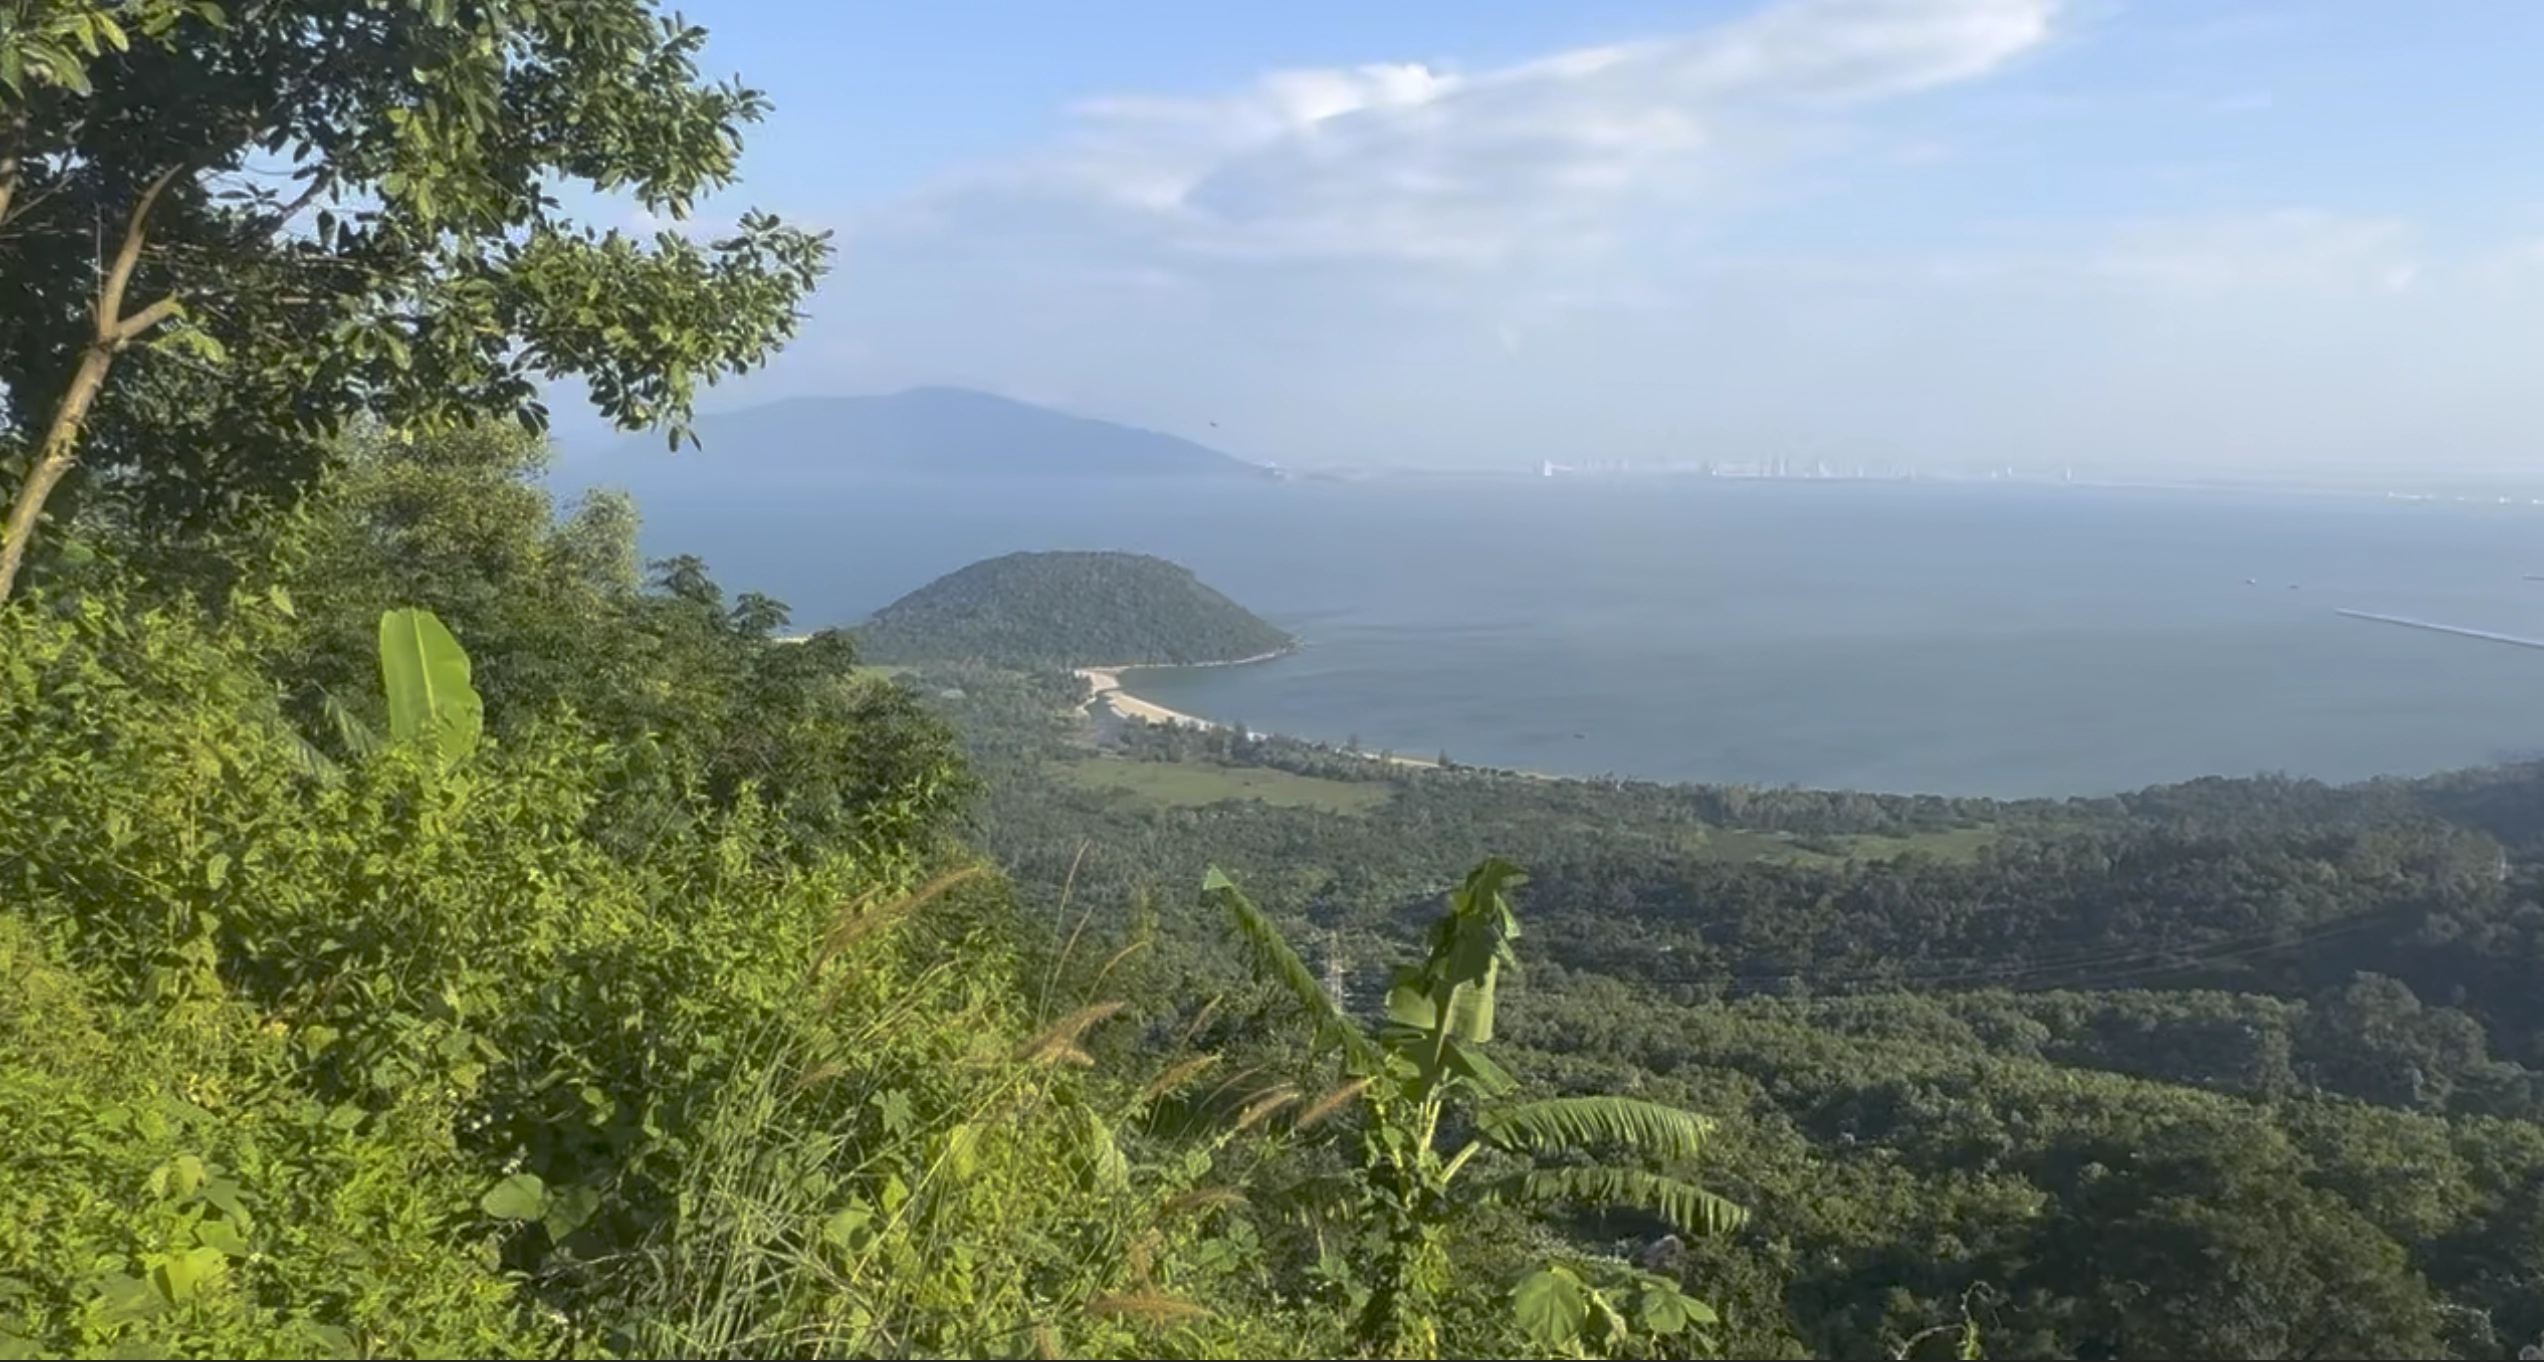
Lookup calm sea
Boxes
[593,472,2544,798]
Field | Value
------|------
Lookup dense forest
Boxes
[4,5,2541,1360]
[914,667,2544,1358]
[854,550,1296,669]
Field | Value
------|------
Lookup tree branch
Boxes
[260,168,335,240]
[0,345,113,602]
[107,295,183,347]
[98,162,189,337]
[0,164,193,602]
[0,108,26,234]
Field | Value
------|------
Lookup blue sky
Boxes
[566,1,2544,478]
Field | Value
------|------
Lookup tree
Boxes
[259,423,974,867]
[0,0,831,601]
[1205,857,1744,1358]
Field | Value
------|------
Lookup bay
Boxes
[595,472,2544,798]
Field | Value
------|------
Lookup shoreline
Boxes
[1072,649,1290,733]
[1072,649,1455,775]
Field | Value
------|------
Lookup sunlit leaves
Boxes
[1207,858,1741,1357]
[1477,1096,1715,1166]
[0,0,832,588]
[0,0,212,99]
[377,606,482,763]
[1509,1266,1589,1352]
[477,1171,545,1221]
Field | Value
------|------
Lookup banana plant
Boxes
[276,607,482,784]
[377,606,482,763]
[1204,857,1744,1359]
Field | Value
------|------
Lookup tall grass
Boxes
[621,864,1295,1359]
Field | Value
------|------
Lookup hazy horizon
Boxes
[549,0,2544,482]
[556,383,2544,494]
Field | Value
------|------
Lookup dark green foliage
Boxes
[911,664,2544,1360]
[1,0,834,605]
[262,423,976,865]
[0,558,1316,1358]
[1205,860,1742,1360]
[14,10,2544,1354]
[855,549,1295,669]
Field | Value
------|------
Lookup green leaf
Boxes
[479,1172,546,1221]
[167,1154,207,1199]
[1435,857,1526,1043]
[151,1247,226,1304]
[92,1272,164,1322]
[195,1218,251,1258]
[1442,1039,1520,1097]
[542,1183,602,1242]
[297,1323,355,1355]
[1488,1166,1749,1237]
[820,1205,872,1250]
[1384,974,1436,1032]
[1640,1284,1707,1335]
[197,1176,249,1225]
[1510,1266,1588,1352]
[320,690,379,760]
[378,607,483,762]
[1204,867,1379,1073]
[1479,1097,1716,1163]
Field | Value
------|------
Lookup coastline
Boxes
[1072,648,1290,733]
[1074,649,1450,774]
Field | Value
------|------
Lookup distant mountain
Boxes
[596,386,1278,484]
[854,550,1295,669]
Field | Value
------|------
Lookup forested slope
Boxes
[855,549,1296,668]
[7,3,2542,1358]
[907,670,2544,1358]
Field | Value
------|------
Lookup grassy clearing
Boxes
[1843,825,1998,862]
[1678,825,1999,866]
[1060,757,1392,814]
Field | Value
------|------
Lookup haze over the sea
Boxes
[531,0,2544,797]
[617,476,2544,798]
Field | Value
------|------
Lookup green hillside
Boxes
[13,9,2544,1362]
[855,550,1296,668]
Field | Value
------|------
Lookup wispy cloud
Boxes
[862,0,2061,270]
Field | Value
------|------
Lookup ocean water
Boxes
[603,473,2544,798]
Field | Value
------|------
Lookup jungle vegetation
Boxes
[4,4,2541,1359]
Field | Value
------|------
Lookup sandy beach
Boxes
[1074,653,1447,772]
[1075,666,1224,731]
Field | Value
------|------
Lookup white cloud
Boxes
[864,0,2060,269]
[552,0,2544,481]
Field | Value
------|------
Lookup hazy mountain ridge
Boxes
[582,386,1279,486]
[854,550,1296,668]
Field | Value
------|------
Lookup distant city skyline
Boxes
[552,1,2544,481]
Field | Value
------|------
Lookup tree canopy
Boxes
[0,0,830,599]
[856,550,1297,670]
